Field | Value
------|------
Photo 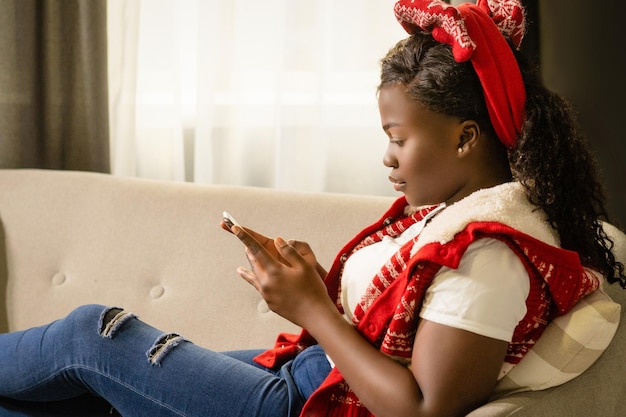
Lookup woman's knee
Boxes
[63,304,136,339]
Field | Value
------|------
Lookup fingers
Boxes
[289,240,313,257]
[274,237,307,269]
[220,218,267,242]
[236,265,259,290]
[227,223,291,271]
[231,225,259,253]
[220,220,234,233]
[236,238,296,292]
[288,239,304,251]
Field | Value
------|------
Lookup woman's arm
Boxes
[302,302,507,417]
[233,227,507,417]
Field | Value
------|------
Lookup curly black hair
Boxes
[378,32,626,288]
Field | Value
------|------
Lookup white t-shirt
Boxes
[341,212,530,343]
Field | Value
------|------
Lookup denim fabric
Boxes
[224,344,332,400]
[0,305,331,417]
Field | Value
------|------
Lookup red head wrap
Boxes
[394,0,526,149]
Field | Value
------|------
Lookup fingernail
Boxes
[275,236,288,247]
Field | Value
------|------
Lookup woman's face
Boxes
[378,83,472,207]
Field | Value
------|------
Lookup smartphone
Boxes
[222,211,241,231]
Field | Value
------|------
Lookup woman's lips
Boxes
[389,176,406,192]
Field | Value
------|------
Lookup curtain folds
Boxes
[0,0,110,172]
[107,0,404,196]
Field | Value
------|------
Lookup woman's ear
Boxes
[456,120,481,155]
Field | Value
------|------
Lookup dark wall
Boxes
[538,1,626,228]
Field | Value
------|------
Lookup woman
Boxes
[1,1,624,416]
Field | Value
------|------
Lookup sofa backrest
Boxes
[0,169,393,350]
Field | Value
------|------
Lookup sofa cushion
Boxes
[493,285,620,395]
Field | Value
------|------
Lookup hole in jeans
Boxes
[98,307,136,338]
[146,333,186,366]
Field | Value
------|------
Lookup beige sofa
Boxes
[0,169,624,416]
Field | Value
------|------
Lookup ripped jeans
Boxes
[0,305,331,417]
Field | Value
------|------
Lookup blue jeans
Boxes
[0,305,331,417]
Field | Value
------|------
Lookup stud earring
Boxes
[457,147,464,154]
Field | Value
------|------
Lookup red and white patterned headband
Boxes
[394,0,526,149]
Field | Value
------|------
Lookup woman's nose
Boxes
[383,146,397,168]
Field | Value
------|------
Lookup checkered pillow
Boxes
[493,287,621,396]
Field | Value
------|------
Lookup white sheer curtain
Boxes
[107,0,405,196]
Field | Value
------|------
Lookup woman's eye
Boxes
[390,139,404,146]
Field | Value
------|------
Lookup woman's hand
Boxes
[221,221,327,277]
[228,224,334,327]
